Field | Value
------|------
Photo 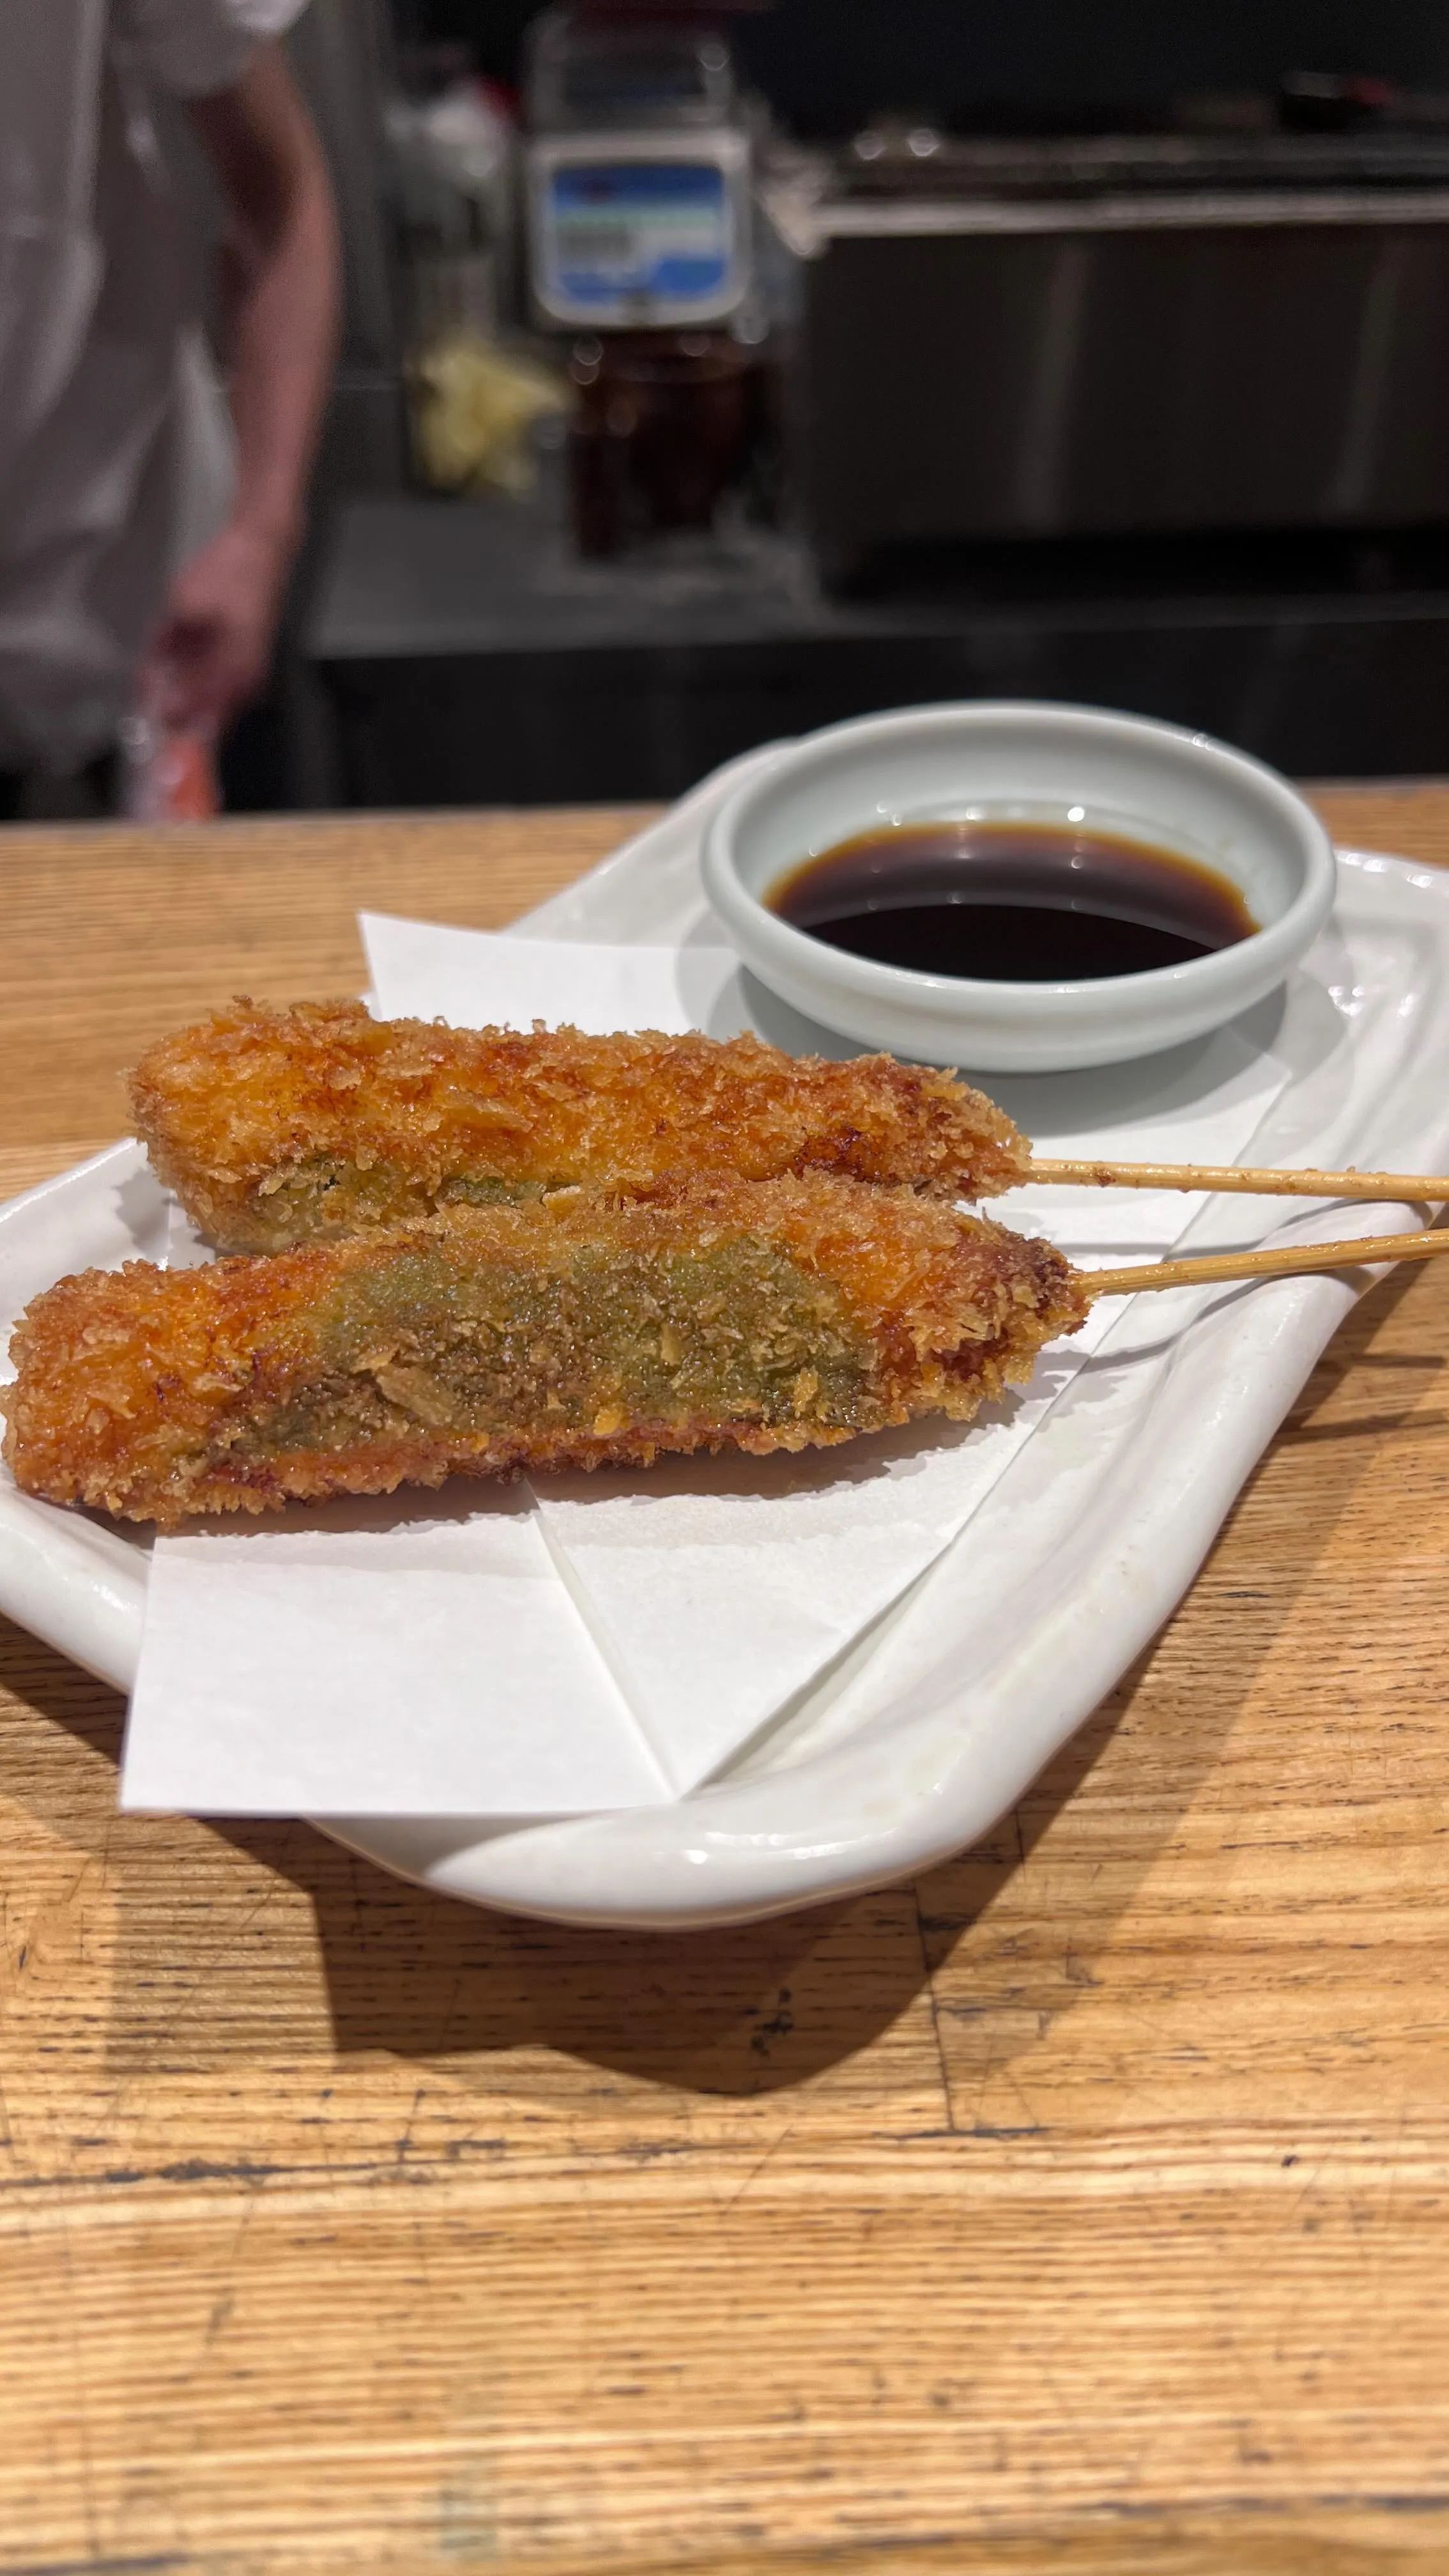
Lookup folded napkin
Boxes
[121,915,1296,1814]
[125,1489,670,1814]
[357,910,746,1040]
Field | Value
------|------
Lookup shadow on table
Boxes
[3,1266,1430,2103]
[259,1846,936,2097]
[296,1634,1162,2096]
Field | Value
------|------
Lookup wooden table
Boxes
[2,785,1448,2576]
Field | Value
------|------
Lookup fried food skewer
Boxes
[130,1002,1030,1252]
[3,1176,1085,1528]
[131,1002,1449,1253]
[8,1175,1445,1534]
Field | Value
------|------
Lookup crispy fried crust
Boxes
[2,1176,1086,1528]
[128,1000,1031,1251]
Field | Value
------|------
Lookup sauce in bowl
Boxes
[768,820,1259,983]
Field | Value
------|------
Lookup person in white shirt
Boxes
[0,0,340,812]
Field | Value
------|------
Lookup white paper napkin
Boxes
[124,1489,669,1814]
[358,912,744,1039]
[123,918,1295,1814]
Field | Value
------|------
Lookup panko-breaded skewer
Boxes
[128,1000,1031,1252]
[1,1175,1086,1529]
[134,1003,1449,1252]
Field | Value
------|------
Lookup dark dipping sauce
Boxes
[769,821,1259,983]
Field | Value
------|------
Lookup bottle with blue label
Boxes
[525,7,761,554]
[524,8,753,332]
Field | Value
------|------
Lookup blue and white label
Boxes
[532,153,744,323]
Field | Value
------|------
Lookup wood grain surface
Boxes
[1,786,1448,2575]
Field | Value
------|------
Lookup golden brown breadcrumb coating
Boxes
[2,1175,1085,1528]
[128,1000,1029,1252]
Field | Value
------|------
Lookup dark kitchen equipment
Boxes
[762,130,1449,586]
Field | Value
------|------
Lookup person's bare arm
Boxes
[142,41,340,733]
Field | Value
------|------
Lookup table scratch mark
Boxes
[912,1879,958,2135]
[396,2082,426,2168]
[201,2195,258,2356]
[724,2121,795,2211]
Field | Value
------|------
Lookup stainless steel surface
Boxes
[769,163,1449,578]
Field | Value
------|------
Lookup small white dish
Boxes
[701,700,1338,1073]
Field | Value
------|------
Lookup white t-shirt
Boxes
[0,0,306,769]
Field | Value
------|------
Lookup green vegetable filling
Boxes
[229,1238,877,1456]
[241,1156,555,1250]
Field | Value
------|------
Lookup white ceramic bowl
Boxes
[701,701,1338,1071]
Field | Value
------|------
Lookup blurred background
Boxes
[231,0,1449,808]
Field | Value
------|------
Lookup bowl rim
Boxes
[700,699,1337,1013]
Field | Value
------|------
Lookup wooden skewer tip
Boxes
[1087,1228,1449,1301]
[1025,1156,1449,1203]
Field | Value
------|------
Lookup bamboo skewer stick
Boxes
[1088,1227,1449,1300]
[1026,1157,1449,1202]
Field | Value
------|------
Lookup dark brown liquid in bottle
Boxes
[769,822,1258,983]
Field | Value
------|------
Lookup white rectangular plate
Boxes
[1,750,1446,1925]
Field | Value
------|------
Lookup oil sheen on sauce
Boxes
[768,820,1259,982]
